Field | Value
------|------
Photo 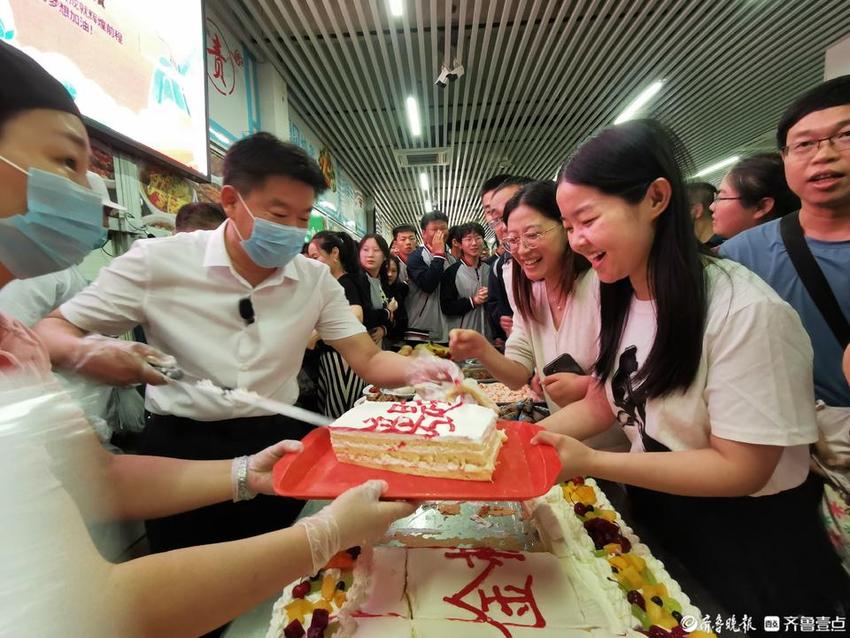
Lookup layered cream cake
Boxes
[268,481,716,638]
[528,479,715,637]
[328,399,506,481]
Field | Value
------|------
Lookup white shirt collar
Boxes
[202,221,300,286]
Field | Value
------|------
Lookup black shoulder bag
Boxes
[780,212,850,349]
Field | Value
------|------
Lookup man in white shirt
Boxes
[35,133,453,570]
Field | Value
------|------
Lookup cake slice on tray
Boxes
[327,399,506,481]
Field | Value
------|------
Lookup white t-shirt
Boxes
[604,260,816,496]
[60,223,366,421]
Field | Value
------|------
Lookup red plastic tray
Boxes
[272,421,561,501]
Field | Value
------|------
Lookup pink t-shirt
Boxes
[0,312,50,376]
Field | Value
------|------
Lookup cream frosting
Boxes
[406,546,609,631]
[357,547,409,618]
[329,400,497,441]
[529,480,704,636]
[412,618,619,637]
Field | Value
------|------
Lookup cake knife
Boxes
[163,367,332,427]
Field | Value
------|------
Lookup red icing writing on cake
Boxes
[441,547,544,638]
[359,401,462,438]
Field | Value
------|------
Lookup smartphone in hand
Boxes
[542,353,585,376]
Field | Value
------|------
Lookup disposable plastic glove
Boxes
[295,480,416,574]
[405,351,462,387]
[70,334,172,386]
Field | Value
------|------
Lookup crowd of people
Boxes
[1,37,849,637]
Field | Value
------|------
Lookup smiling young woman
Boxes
[536,118,850,619]
[447,182,620,432]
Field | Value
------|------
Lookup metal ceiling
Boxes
[208,0,850,236]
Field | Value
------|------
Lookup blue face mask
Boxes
[0,156,107,278]
[233,194,307,269]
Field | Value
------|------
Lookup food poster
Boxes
[139,162,195,229]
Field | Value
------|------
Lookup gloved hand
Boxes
[245,439,304,496]
[405,351,462,386]
[70,335,173,386]
[296,480,416,573]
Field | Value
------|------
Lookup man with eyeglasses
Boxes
[484,176,534,341]
[721,75,850,409]
[721,75,850,572]
[720,77,850,574]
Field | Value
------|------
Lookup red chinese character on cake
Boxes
[363,416,419,435]
[441,548,545,638]
[387,402,419,415]
[418,400,461,418]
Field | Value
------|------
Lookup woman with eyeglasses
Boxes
[709,152,800,240]
[532,119,849,619]
[449,183,627,451]
[440,223,493,341]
